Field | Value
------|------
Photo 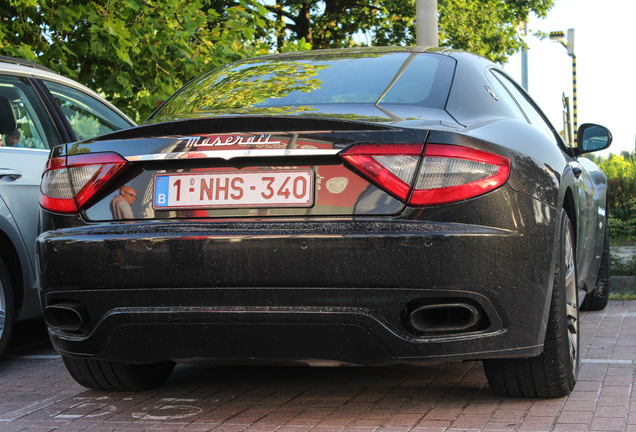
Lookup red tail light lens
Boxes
[341,144,510,207]
[410,144,510,206]
[40,153,129,214]
[341,144,424,201]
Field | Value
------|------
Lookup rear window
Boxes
[151,52,456,122]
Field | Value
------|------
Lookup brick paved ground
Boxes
[1,300,636,432]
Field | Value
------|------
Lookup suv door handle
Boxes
[0,169,22,180]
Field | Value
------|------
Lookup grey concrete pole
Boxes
[416,0,438,47]
[521,22,529,91]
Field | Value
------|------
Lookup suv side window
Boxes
[492,70,558,145]
[42,80,131,141]
[0,75,61,149]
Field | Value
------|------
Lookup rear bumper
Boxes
[45,297,542,366]
[36,189,558,365]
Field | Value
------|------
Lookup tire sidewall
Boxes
[581,224,610,311]
[0,257,15,361]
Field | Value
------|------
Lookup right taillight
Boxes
[410,144,510,206]
[341,143,510,207]
[40,153,129,214]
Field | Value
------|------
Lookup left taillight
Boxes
[40,153,129,214]
[341,143,510,207]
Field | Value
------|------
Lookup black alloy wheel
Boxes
[483,211,580,398]
[563,215,579,378]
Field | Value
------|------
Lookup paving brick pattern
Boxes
[2,300,636,432]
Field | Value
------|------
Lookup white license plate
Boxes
[153,170,314,209]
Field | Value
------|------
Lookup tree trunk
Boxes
[296,4,313,46]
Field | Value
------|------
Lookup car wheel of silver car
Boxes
[0,257,15,362]
[62,355,176,391]
[581,223,610,311]
[483,211,579,398]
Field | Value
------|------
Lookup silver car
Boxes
[0,56,135,360]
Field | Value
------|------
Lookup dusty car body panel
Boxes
[36,48,611,396]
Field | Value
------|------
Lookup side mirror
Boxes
[577,123,612,153]
[0,95,17,134]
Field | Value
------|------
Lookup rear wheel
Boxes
[62,356,175,391]
[0,257,15,362]
[483,212,579,398]
[581,224,610,311]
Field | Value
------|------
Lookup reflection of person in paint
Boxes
[110,185,136,219]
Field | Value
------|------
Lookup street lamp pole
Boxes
[549,29,577,145]
[521,21,529,91]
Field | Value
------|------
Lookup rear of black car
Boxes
[36,48,559,391]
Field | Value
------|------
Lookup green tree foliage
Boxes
[599,154,636,181]
[0,0,273,121]
[1,0,554,121]
[597,154,636,242]
[438,0,553,63]
[264,0,554,63]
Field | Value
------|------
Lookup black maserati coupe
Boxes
[36,47,612,397]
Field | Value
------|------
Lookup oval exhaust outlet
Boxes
[44,303,87,332]
[407,303,481,333]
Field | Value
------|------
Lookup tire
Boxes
[0,257,15,362]
[483,212,580,398]
[581,224,610,311]
[62,355,176,391]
